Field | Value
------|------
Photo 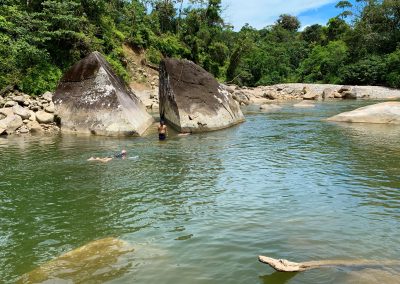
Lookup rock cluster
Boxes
[135,89,159,111]
[224,83,374,105]
[0,90,59,135]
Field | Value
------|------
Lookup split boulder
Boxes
[159,58,244,132]
[53,51,153,136]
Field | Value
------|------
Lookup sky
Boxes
[219,0,355,30]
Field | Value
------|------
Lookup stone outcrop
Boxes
[53,51,153,136]
[327,102,400,124]
[159,58,244,132]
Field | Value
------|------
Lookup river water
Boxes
[1,101,399,283]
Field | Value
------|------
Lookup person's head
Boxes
[160,120,165,126]
[121,149,127,156]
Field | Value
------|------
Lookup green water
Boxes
[1,101,400,283]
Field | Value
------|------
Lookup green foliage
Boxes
[340,55,386,85]
[386,48,400,88]
[154,33,190,58]
[106,49,130,82]
[298,41,348,83]
[276,14,301,32]
[302,24,325,44]
[20,63,62,95]
[0,0,399,94]
[146,46,163,64]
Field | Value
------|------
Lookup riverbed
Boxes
[1,100,399,283]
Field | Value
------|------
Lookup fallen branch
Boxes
[258,255,400,272]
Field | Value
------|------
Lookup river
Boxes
[1,100,399,283]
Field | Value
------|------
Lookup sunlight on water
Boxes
[0,101,399,283]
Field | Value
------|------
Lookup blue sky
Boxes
[220,0,356,30]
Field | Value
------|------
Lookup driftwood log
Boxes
[258,255,400,272]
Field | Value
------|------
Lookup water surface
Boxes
[1,101,399,283]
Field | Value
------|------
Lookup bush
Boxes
[105,53,130,82]
[145,46,162,64]
[340,55,386,85]
[20,63,62,95]
[154,34,190,58]
[385,48,400,88]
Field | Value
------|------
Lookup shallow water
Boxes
[1,101,400,283]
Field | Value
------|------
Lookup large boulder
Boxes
[0,114,23,134]
[53,51,153,136]
[12,105,31,119]
[36,111,54,124]
[327,102,400,124]
[159,58,244,132]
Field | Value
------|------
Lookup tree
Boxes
[326,17,350,41]
[302,24,325,44]
[335,0,353,19]
[275,14,301,32]
[298,40,348,83]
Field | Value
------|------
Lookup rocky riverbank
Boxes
[0,90,59,135]
[135,83,400,112]
[2,81,400,136]
[224,83,400,106]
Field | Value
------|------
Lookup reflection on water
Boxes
[1,100,400,283]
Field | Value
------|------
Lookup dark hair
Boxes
[160,120,165,125]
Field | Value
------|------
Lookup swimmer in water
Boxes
[87,149,127,163]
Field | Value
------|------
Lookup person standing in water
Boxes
[158,120,167,140]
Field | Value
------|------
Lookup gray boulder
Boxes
[12,105,31,119]
[322,88,336,99]
[53,51,153,136]
[42,91,53,102]
[13,96,25,104]
[327,102,400,124]
[0,107,14,117]
[342,90,358,99]
[45,102,55,113]
[27,120,43,133]
[4,101,16,107]
[0,114,23,134]
[159,58,245,132]
[36,111,54,124]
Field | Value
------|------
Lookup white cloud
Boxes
[221,0,336,30]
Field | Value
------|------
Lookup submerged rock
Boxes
[53,51,153,136]
[159,58,244,132]
[260,104,282,111]
[327,102,400,124]
[18,237,134,283]
[294,101,316,108]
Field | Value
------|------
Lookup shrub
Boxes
[20,63,62,95]
[340,55,386,85]
[385,48,400,88]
